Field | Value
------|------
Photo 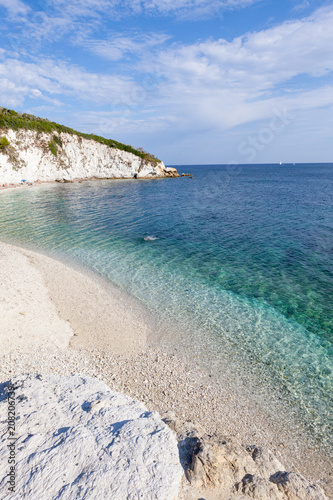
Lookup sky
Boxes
[0,0,332,164]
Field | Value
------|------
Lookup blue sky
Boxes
[0,0,332,164]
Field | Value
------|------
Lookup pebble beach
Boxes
[0,240,332,498]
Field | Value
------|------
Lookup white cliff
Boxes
[0,129,178,184]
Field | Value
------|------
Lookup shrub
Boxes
[48,140,58,156]
[53,134,62,147]
[0,135,10,149]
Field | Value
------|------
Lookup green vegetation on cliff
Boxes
[0,136,10,149]
[0,108,159,164]
[48,139,58,156]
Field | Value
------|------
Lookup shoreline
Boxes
[0,174,182,195]
[0,241,332,497]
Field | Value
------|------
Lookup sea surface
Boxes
[1,163,332,452]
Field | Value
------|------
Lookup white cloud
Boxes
[0,0,257,52]
[134,4,333,133]
[3,4,329,138]
[0,54,138,106]
[1,0,257,35]
[156,5,333,87]
[127,0,257,17]
[48,0,258,20]
[0,0,29,17]
[1,2,333,162]
[80,32,171,61]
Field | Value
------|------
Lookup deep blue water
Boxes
[0,163,332,450]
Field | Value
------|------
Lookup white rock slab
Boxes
[0,374,183,499]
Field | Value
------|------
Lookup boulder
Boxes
[270,471,328,500]
[245,445,284,478]
[235,473,282,499]
[164,167,180,177]
[161,415,328,500]
[0,374,183,500]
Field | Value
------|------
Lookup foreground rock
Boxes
[0,374,183,500]
[0,373,328,500]
[162,414,328,500]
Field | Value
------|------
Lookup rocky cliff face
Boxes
[0,129,177,184]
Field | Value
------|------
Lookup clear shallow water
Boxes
[0,164,332,451]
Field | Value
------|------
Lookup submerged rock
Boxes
[0,374,183,500]
[144,235,158,241]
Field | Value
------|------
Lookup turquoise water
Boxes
[0,164,332,451]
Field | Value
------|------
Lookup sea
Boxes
[0,163,332,454]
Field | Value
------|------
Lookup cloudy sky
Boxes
[0,0,332,164]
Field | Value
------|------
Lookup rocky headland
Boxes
[0,108,179,185]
